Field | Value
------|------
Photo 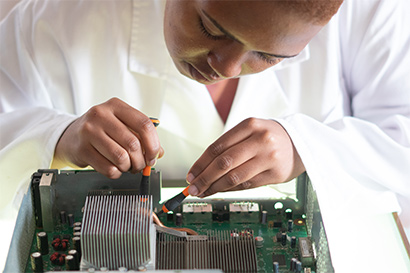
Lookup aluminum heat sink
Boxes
[156,229,258,272]
[81,190,155,271]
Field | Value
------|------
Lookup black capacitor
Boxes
[273,261,279,273]
[261,210,268,224]
[291,236,297,248]
[73,227,81,233]
[60,211,67,225]
[36,232,48,255]
[285,208,293,219]
[167,212,174,222]
[68,214,75,227]
[296,261,302,272]
[288,219,293,232]
[281,232,287,246]
[31,252,43,273]
[65,255,79,270]
[290,258,297,271]
[68,249,79,265]
[175,212,182,226]
[72,236,81,256]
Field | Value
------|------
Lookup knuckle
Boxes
[139,117,155,133]
[225,172,241,187]
[195,175,209,190]
[133,162,146,173]
[79,120,94,136]
[105,166,121,179]
[208,142,224,157]
[260,131,275,145]
[87,105,105,119]
[239,180,252,190]
[203,188,216,197]
[107,97,120,105]
[267,149,277,161]
[244,117,260,129]
[112,148,128,164]
[216,155,233,170]
[127,137,141,152]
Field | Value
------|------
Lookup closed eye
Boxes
[199,17,224,41]
[256,52,281,65]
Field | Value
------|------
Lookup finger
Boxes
[110,99,160,166]
[202,169,278,198]
[188,136,261,196]
[225,170,277,192]
[158,146,165,159]
[198,158,268,198]
[81,145,123,179]
[187,118,259,183]
[104,121,146,173]
[90,131,132,173]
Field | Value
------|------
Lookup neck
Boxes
[206,78,239,124]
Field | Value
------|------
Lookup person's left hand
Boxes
[186,118,305,197]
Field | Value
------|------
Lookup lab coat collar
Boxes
[128,0,172,79]
[128,0,311,79]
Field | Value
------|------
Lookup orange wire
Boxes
[152,212,198,235]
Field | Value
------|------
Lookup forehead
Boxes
[198,0,323,55]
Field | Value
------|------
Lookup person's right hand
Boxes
[52,98,163,179]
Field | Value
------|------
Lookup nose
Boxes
[207,41,246,79]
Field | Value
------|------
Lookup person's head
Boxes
[164,0,343,84]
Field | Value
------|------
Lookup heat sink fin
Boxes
[81,190,154,270]
[156,229,258,272]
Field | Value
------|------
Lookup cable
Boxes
[152,212,198,235]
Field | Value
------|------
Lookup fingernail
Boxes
[148,158,157,167]
[188,185,198,196]
[186,172,195,183]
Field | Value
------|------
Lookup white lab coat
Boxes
[1,0,410,271]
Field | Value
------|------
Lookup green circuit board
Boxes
[158,205,314,273]
[25,202,315,273]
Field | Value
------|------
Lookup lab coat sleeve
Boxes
[277,0,410,226]
[0,1,78,207]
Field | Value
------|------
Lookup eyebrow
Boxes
[202,10,298,59]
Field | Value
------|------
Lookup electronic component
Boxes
[291,236,297,248]
[255,236,264,248]
[261,210,268,224]
[273,261,279,273]
[175,212,182,226]
[81,191,155,270]
[182,202,213,224]
[4,169,335,273]
[30,252,43,273]
[272,254,287,266]
[36,232,48,255]
[182,202,212,213]
[299,237,314,266]
[229,202,259,223]
[288,219,294,232]
[65,255,78,270]
[156,230,257,272]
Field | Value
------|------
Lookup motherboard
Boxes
[20,169,333,273]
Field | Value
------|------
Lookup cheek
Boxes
[241,58,280,76]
